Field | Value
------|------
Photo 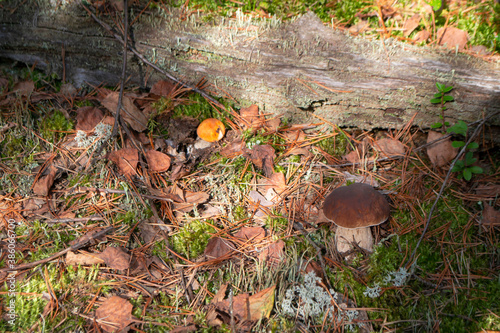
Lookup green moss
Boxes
[316,132,350,158]
[1,265,101,331]
[171,219,216,260]
[39,109,74,143]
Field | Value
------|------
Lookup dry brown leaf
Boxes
[240,104,265,130]
[283,130,306,142]
[475,183,500,198]
[426,131,457,167]
[248,190,274,220]
[414,30,431,43]
[96,296,135,333]
[482,205,500,226]
[101,92,147,132]
[243,145,275,177]
[220,138,245,158]
[0,77,8,91]
[12,81,34,96]
[247,285,275,321]
[76,107,104,131]
[437,27,468,50]
[403,14,421,37]
[373,138,406,156]
[348,20,369,35]
[258,172,286,194]
[204,237,234,259]
[172,190,210,213]
[214,285,275,328]
[66,251,104,266]
[33,165,58,196]
[343,150,361,163]
[150,80,176,96]
[234,227,266,243]
[145,150,171,173]
[265,117,281,131]
[106,148,139,177]
[258,240,284,266]
[137,218,162,244]
[470,45,491,56]
[98,246,131,270]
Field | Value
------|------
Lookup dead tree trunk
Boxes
[1,1,499,133]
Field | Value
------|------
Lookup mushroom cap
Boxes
[323,183,390,229]
[197,118,225,142]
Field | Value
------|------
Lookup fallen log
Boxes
[1,1,499,135]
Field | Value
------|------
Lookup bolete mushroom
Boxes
[323,183,390,255]
[197,118,225,142]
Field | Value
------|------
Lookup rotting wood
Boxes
[1,1,499,135]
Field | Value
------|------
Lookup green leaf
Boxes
[469,166,483,174]
[431,122,443,129]
[467,142,479,150]
[443,86,453,93]
[443,95,454,102]
[463,168,472,181]
[444,121,450,126]
[452,141,465,148]
[434,93,443,98]
[452,160,464,172]
[430,98,442,104]
[465,152,477,166]
[447,120,467,136]
[436,82,445,91]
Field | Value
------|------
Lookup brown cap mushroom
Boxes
[323,183,390,255]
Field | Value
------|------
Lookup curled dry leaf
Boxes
[234,227,266,243]
[243,144,275,177]
[215,285,275,324]
[66,251,104,266]
[414,30,431,43]
[145,150,171,173]
[258,172,286,194]
[373,138,406,156]
[12,81,34,96]
[343,150,361,163]
[106,148,139,177]
[426,131,457,167]
[239,104,265,130]
[403,14,421,37]
[258,240,285,266]
[96,296,135,333]
[248,190,274,220]
[101,91,147,132]
[437,27,468,51]
[172,190,210,213]
[150,80,176,97]
[220,138,245,158]
[98,246,131,270]
[32,165,58,196]
[204,237,235,259]
[76,107,104,131]
[482,205,500,226]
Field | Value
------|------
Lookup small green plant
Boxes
[430,82,454,131]
[430,83,483,180]
[447,120,483,180]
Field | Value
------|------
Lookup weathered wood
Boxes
[1,1,499,133]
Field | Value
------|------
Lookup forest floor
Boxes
[0,0,499,332]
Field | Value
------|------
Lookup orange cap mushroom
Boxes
[197,118,225,142]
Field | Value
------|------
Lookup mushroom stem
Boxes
[335,226,374,254]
